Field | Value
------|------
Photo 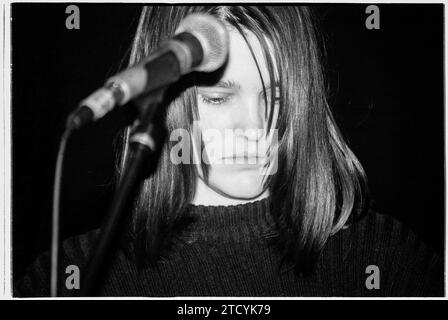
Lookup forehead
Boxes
[219,27,278,89]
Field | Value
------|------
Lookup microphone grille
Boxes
[175,13,229,73]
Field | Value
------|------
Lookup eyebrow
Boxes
[213,80,241,90]
[208,80,280,92]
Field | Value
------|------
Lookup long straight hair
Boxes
[117,6,368,273]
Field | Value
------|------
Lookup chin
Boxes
[208,169,267,200]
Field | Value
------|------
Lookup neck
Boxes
[191,177,270,206]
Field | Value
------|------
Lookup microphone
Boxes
[66,13,229,130]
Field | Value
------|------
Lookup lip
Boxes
[219,155,268,166]
[221,155,266,160]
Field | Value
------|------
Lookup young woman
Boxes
[16,5,443,297]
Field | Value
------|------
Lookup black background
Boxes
[12,4,445,280]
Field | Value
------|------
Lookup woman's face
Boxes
[195,26,279,200]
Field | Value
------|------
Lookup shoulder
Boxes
[324,209,444,296]
[14,229,100,297]
[344,209,439,261]
[60,228,100,263]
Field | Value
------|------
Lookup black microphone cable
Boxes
[50,127,73,297]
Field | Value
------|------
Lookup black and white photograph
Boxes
[8,3,445,298]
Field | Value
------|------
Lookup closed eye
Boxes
[198,94,232,106]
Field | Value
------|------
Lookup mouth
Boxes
[220,154,267,164]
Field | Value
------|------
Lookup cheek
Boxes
[197,103,235,131]
[197,105,231,158]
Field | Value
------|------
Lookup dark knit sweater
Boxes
[15,198,444,297]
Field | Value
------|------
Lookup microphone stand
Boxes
[80,89,167,296]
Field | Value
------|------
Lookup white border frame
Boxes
[0,0,446,300]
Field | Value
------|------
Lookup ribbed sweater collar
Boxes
[186,197,274,241]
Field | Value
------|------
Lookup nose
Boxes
[233,95,265,141]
